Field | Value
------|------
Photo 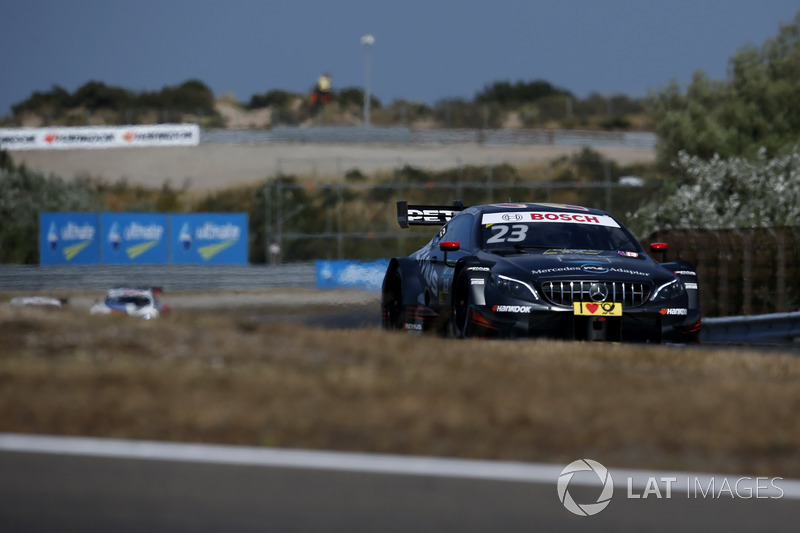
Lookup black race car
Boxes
[381,201,701,343]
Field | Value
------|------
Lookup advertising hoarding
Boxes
[39,212,247,265]
[39,213,101,265]
[1,124,200,150]
[100,213,169,264]
[170,213,248,264]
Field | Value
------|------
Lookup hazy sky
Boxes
[1,0,798,116]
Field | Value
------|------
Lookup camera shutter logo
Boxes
[557,459,614,516]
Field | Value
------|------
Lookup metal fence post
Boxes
[604,158,612,212]
[774,229,787,311]
[264,180,272,265]
[546,162,552,202]
[486,159,493,203]
[276,174,283,264]
[741,231,752,315]
[337,183,344,259]
[716,232,729,316]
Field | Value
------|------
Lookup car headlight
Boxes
[492,274,539,302]
[650,279,685,302]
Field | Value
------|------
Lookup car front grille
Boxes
[540,280,651,308]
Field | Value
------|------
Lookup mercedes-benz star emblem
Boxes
[589,283,609,302]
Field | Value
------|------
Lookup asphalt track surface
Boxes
[2,435,800,533]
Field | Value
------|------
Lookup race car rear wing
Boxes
[396,200,465,228]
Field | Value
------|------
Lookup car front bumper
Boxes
[469,304,701,343]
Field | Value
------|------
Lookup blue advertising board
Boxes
[170,213,248,264]
[39,212,101,265]
[100,213,168,264]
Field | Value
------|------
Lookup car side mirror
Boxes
[650,242,668,262]
[439,241,460,264]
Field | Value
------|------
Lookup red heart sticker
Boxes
[44,133,57,143]
[123,131,136,142]
[585,303,599,314]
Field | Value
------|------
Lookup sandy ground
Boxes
[10,143,655,192]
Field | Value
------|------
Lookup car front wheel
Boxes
[452,274,477,338]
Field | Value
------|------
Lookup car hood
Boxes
[479,248,675,285]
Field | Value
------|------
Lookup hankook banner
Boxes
[1,124,200,150]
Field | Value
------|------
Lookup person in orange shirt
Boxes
[310,72,332,115]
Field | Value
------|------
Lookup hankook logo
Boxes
[589,283,609,302]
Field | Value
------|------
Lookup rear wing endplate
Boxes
[396,200,465,228]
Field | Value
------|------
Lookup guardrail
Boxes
[701,313,800,345]
[3,263,799,346]
[201,126,658,149]
[0,264,317,292]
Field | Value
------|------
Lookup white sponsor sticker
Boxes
[492,305,532,313]
[660,308,688,316]
[482,212,620,227]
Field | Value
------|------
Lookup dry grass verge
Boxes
[1,303,799,478]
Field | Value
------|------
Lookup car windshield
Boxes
[482,220,642,252]
[109,296,150,307]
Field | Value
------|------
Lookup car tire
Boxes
[383,270,406,330]
[452,274,476,338]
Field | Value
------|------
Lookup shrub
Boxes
[0,151,100,263]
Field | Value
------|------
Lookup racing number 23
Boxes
[486,224,528,244]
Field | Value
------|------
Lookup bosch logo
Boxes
[502,213,524,221]
[558,459,614,516]
[581,264,609,274]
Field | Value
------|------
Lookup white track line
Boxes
[1,433,799,499]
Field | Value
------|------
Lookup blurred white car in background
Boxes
[90,287,169,319]
[10,296,67,308]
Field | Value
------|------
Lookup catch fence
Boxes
[259,157,657,265]
[261,171,800,318]
[648,227,800,317]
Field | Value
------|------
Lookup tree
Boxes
[11,85,72,117]
[647,11,800,167]
[336,87,381,110]
[628,148,800,236]
[72,80,132,112]
[156,79,216,114]
[248,89,298,110]
[475,79,572,105]
[0,152,99,263]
